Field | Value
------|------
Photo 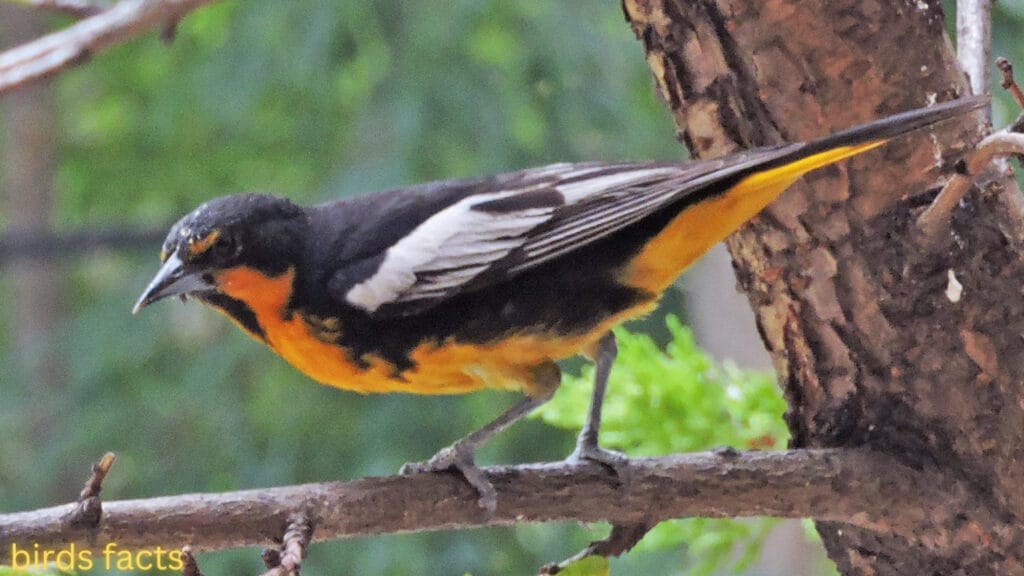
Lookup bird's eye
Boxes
[210,234,237,259]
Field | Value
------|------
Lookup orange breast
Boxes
[213,266,651,396]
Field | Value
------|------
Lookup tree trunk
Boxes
[624,0,1024,573]
[1,6,67,497]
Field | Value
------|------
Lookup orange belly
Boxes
[213,265,655,395]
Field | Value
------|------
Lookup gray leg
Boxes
[400,363,561,513]
[568,332,629,472]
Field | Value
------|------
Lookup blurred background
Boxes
[1,1,1018,574]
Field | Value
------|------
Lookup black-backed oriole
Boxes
[134,97,983,510]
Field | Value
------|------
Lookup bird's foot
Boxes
[400,443,497,513]
[567,441,632,485]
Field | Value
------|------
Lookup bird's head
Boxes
[133,193,306,314]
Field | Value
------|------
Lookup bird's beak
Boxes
[132,251,214,314]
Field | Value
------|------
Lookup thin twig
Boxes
[997,58,1024,110]
[540,522,653,574]
[0,0,222,94]
[9,0,107,18]
[995,57,1024,133]
[259,514,313,576]
[62,451,116,528]
[916,132,1024,243]
[0,225,167,262]
[181,546,204,576]
[160,16,180,43]
[0,450,1011,563]
[80,451,116,500]
[957,0,992,121]
[261,548,281,570]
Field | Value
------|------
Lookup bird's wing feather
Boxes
[339,151,795,317]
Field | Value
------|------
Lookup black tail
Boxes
[795,95,987,160]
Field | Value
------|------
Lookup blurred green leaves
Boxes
[540,316,788,457]
[0,0,848,573]
[6,1,1023,573]
[538,317,789,576]
[54,0,679,228]
[3,2,686,574]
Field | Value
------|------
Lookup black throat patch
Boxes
[200,293,266,341]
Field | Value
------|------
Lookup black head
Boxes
[133,193,306,313]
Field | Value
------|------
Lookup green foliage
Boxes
[5,2,1019,573]
[54,0,678,228]
[2,2,685,574]
[537,316,790,576]
[0,0,846,573]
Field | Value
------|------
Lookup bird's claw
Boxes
[400,444,498,514]
[567,443,632,486]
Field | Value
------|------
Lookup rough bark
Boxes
[623,0,1024,574]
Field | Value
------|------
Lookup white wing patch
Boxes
[512,167,684,271]
[345,190,555,312]
[557,168,678,202]
[345,164,687,314]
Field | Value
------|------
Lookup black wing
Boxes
[336,153,793,317]
[330,96,987,318]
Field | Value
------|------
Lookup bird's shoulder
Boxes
[294,167,565,309]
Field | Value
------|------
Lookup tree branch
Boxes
[258,514,312,576]
[996,57,1024,111]
[958,0,992,115]
[181,547,204,576]
[0,0,222,95]
[916,131,1024,243]
[0,449,1011,562]
[6,0,108,19]
[62,452,116,529]
[0,226,167,262]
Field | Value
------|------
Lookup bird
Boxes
[134,96,983,511]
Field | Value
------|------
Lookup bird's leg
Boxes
[400,362,561,513]
[567,332,629,474]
